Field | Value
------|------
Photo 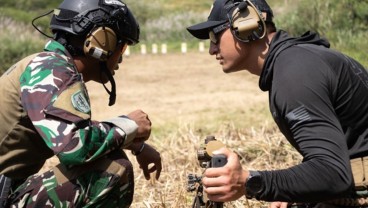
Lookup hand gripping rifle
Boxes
[187,136,227,208]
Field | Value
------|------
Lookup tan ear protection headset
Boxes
[229,0,266,42]
[83,27,118,61]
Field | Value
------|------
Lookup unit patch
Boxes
[52,82,91,120]
[72,91,91,114]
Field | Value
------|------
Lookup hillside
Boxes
[1,0,367,72]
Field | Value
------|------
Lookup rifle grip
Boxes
[211,154,227,168]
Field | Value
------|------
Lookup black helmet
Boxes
[50,0,139,45]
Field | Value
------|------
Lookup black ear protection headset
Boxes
[228,0,267,42]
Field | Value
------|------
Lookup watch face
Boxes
[245,171,263,198]
[248,175,263,191]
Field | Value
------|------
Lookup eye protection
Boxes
[119,43,128,55]
[115,42,128,63]
[209,22,230,44]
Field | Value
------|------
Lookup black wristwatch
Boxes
[245,170,264,199]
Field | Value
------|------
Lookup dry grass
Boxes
[128,123,301,208]
[43,52,301,207]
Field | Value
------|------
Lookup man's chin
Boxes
[96,76,110,84]
[222,65,244,74]
[222,66,233,74]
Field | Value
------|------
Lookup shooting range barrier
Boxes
[124,41,206,56]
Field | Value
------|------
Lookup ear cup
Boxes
[84,27,117,61]
[230,0,266,42]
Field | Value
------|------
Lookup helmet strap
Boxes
[100,62,116,106]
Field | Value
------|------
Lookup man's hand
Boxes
[202,147,248,202]
[127,109,151,142]
[134,143,162,180]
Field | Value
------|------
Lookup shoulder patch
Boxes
[53,82,91,120]
[72,90,91,114]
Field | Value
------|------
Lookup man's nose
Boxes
[209,41,218,55]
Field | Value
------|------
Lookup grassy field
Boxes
[79,52,301,207]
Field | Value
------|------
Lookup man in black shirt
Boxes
[187,0,368,207]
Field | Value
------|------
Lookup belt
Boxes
[351,157,368,193]
[325,157,368,207]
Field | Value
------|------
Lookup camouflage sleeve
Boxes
[19,52,136,166]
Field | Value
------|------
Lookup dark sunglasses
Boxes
[209,22,230,44]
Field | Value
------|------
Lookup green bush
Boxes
[0,37,44,73]
[275,0,368,35]
[0,17,45,73]
[0,7,51,32]
[274,0,368,67]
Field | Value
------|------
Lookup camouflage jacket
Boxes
[0,40,137,179]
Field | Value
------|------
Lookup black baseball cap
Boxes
[187,0,273,40]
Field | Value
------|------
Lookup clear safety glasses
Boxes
[120,43,128,55]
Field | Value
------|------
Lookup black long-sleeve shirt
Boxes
[258,30,368,203]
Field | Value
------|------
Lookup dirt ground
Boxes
[86,52,270,133]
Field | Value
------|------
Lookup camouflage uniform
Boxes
[0,40,138,207]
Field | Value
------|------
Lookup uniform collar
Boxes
[44,40,76,68]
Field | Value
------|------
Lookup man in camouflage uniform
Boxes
[0,0,162,207]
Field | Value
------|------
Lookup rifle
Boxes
[187,136,227,208]
[186,138,312,208]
